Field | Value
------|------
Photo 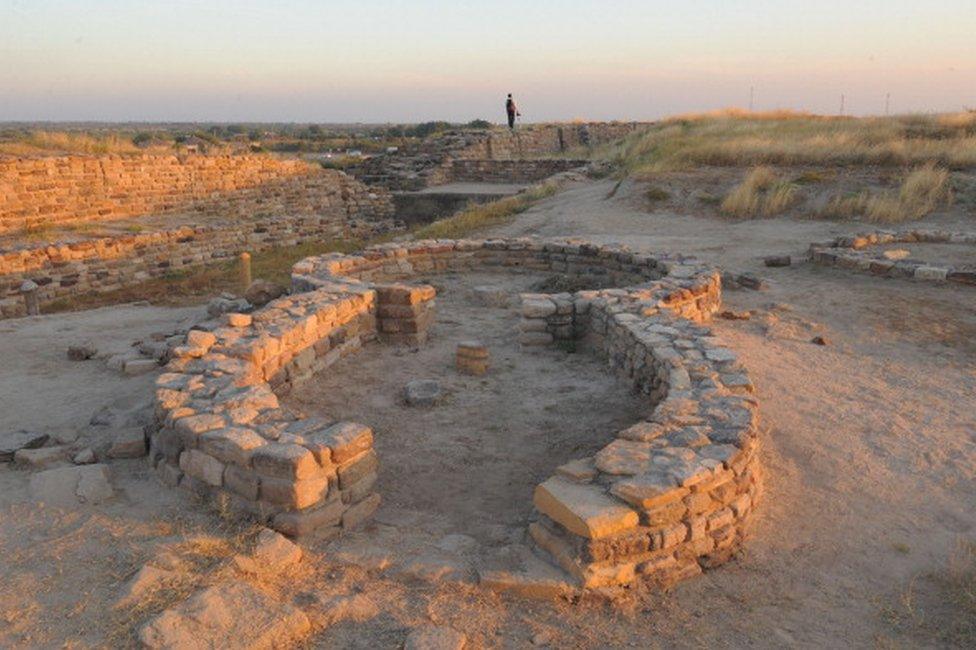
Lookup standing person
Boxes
[505,93,520,130]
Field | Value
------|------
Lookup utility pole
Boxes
[749,86,755,112]
[885,93,891,116]
[839,94,845,116]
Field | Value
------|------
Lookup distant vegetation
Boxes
[0,118,497,157]
[606,109,972,223]
[606,110,976,173]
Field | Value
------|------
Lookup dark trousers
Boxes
[507,112,516,129]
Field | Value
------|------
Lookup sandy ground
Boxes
[283,271,644,574]
[1,178,975,647]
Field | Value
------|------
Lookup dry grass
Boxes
[0,131,152,156]
[413,179,560,239]
[720,166,799,218]
[604,110,976,174]
[881,539,976,647]
[817,164,952,222]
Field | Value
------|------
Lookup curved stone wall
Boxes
[149,237,762,593]
[810,228,976,285]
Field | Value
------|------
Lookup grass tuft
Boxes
[720,166,798,218]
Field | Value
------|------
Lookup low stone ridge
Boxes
[810,228,976,285]
[144,235,760,595]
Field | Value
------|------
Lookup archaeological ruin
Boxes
[148,237,761,591]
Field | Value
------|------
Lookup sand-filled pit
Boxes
[283,271,646,576]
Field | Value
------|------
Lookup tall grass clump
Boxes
[720,166,798,218]
[817,164,952,222]
[0,130,146,156]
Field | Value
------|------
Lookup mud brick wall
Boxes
[809,228,976,285]
[455,123,643,161]
[0,171,395,318]
[447,159,587,184]
[0,154,387,234]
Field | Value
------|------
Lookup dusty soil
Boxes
[283,271,645,575]
[1,177,975,648]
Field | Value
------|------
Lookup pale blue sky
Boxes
[1,0,974,122]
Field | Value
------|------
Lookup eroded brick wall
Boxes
[0,154,383,234]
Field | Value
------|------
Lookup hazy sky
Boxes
[1,0,974,122]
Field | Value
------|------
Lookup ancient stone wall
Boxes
[0,156,396,318]
[447,159,587,184]
[347,123,644,190]
[149,237,760,593]
[150,282,436,537]
[809,228,976,285]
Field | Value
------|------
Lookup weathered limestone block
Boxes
[251,443,319,480]
[533,477,639,539]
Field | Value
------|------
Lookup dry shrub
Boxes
[819,192,872,219]
[720,166,798,218]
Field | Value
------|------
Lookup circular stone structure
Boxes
[810,228,976,285]
[147,237,762,593]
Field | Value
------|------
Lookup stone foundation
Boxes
[148,236,762,593]
[809,228,976,285]
[0,154,396,318]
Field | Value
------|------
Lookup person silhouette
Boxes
[505,94,520,130]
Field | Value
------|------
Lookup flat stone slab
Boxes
[405,380,442,407]
[29,464,113,507]
[0,430,49,462]
[479,544,576,600]
[139,581,310,649]
[533,477,638,539]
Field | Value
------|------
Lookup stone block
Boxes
[342,492,380,529]
[533,477,638,539]
[108,427,147,459]
[200,427,267,467]
[304,421,372,465]
[272,498,345,537]
[338,449,379,489]
[179,450,224,487]
[252,443,319,479]
[260,475,329,509]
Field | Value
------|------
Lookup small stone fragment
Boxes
[234,528,302,574]
[763,255,791,267]
[114,564,182,610]
[67,342,97,361]
[405,380,442,407]
[108,427,147,459]
[718,310,751,321]
[0,430,49,462]
[124,359,159,376]
[882,249,910,260]
[811,335,829,346]
[244,279,287,307]
[72,448,96,464]
[15,445,69,469]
